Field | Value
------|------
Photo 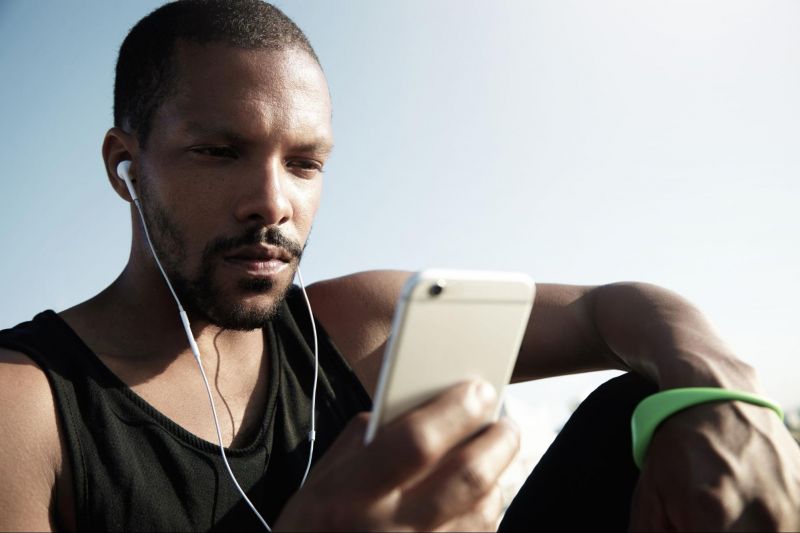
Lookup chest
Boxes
[100,349,271,448]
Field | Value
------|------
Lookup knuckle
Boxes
[401,424,439,465]
[456,459,494,497]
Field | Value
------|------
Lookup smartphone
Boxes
[364,269,536,444]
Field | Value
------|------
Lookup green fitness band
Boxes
[631,387,784,468]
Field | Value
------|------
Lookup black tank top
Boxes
[0,287,372,531]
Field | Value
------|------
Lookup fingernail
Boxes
[475,381,497,405]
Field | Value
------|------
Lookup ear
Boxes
[102,127,140,203]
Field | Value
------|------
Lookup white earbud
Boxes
[116,160,138,202]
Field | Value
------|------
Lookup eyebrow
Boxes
[294,141,335,156]
[181,122,247,142]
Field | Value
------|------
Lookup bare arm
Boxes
[308,271,800,530]
[309,273,755,392]
[514,281,756,390]
[0,348,65,532]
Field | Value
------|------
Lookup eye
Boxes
[190,146,239,159]
[286,158,324,176]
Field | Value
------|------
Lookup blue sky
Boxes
[2,1,799,410]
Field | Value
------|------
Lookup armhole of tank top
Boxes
[285,286,373,408]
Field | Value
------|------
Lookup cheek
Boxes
[162,198,226,259]
[291,180,323,229]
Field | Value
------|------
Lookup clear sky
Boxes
[1,1,798,412]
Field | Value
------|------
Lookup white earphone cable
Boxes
[295,268,319,488]
[133,199,182,307]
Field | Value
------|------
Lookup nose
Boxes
[233,159,293,226]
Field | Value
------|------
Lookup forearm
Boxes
[517,282,799,531]
[515,281,759,392]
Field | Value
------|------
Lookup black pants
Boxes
[499,373,658,531]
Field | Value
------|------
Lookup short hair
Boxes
[114,0,319,148]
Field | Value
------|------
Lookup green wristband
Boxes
[631,387,784,469]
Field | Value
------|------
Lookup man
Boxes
[0,1,798,531]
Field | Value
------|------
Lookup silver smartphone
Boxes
[364,269,536,444]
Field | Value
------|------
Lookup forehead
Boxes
[156,42,332,142]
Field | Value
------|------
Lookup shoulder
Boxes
[306,270,411,322]
[0,347,60,436]
[0,347,64,530]
[305,270,412,395]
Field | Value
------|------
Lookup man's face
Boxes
[136,43,333,330]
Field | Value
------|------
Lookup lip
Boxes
[223,245,293,275]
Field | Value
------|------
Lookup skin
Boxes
[1,42,799,532]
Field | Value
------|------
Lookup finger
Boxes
[432,484,504,533]
[396,417,520,530]
[361,380,499,491]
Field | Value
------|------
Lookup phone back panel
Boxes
[366,270,535,441]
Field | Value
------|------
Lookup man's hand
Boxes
[274,380,520,532]
[630,401,800,531]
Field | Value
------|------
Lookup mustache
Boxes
[203,226,305,260]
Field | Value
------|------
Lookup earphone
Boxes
[115,160,318,531]
[116,160,138,201]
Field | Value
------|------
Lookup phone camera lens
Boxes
[429,280,446,297]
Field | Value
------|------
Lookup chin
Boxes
[194,274,292,330]
[207,297,284,331]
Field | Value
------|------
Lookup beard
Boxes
[137,179,306,331]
